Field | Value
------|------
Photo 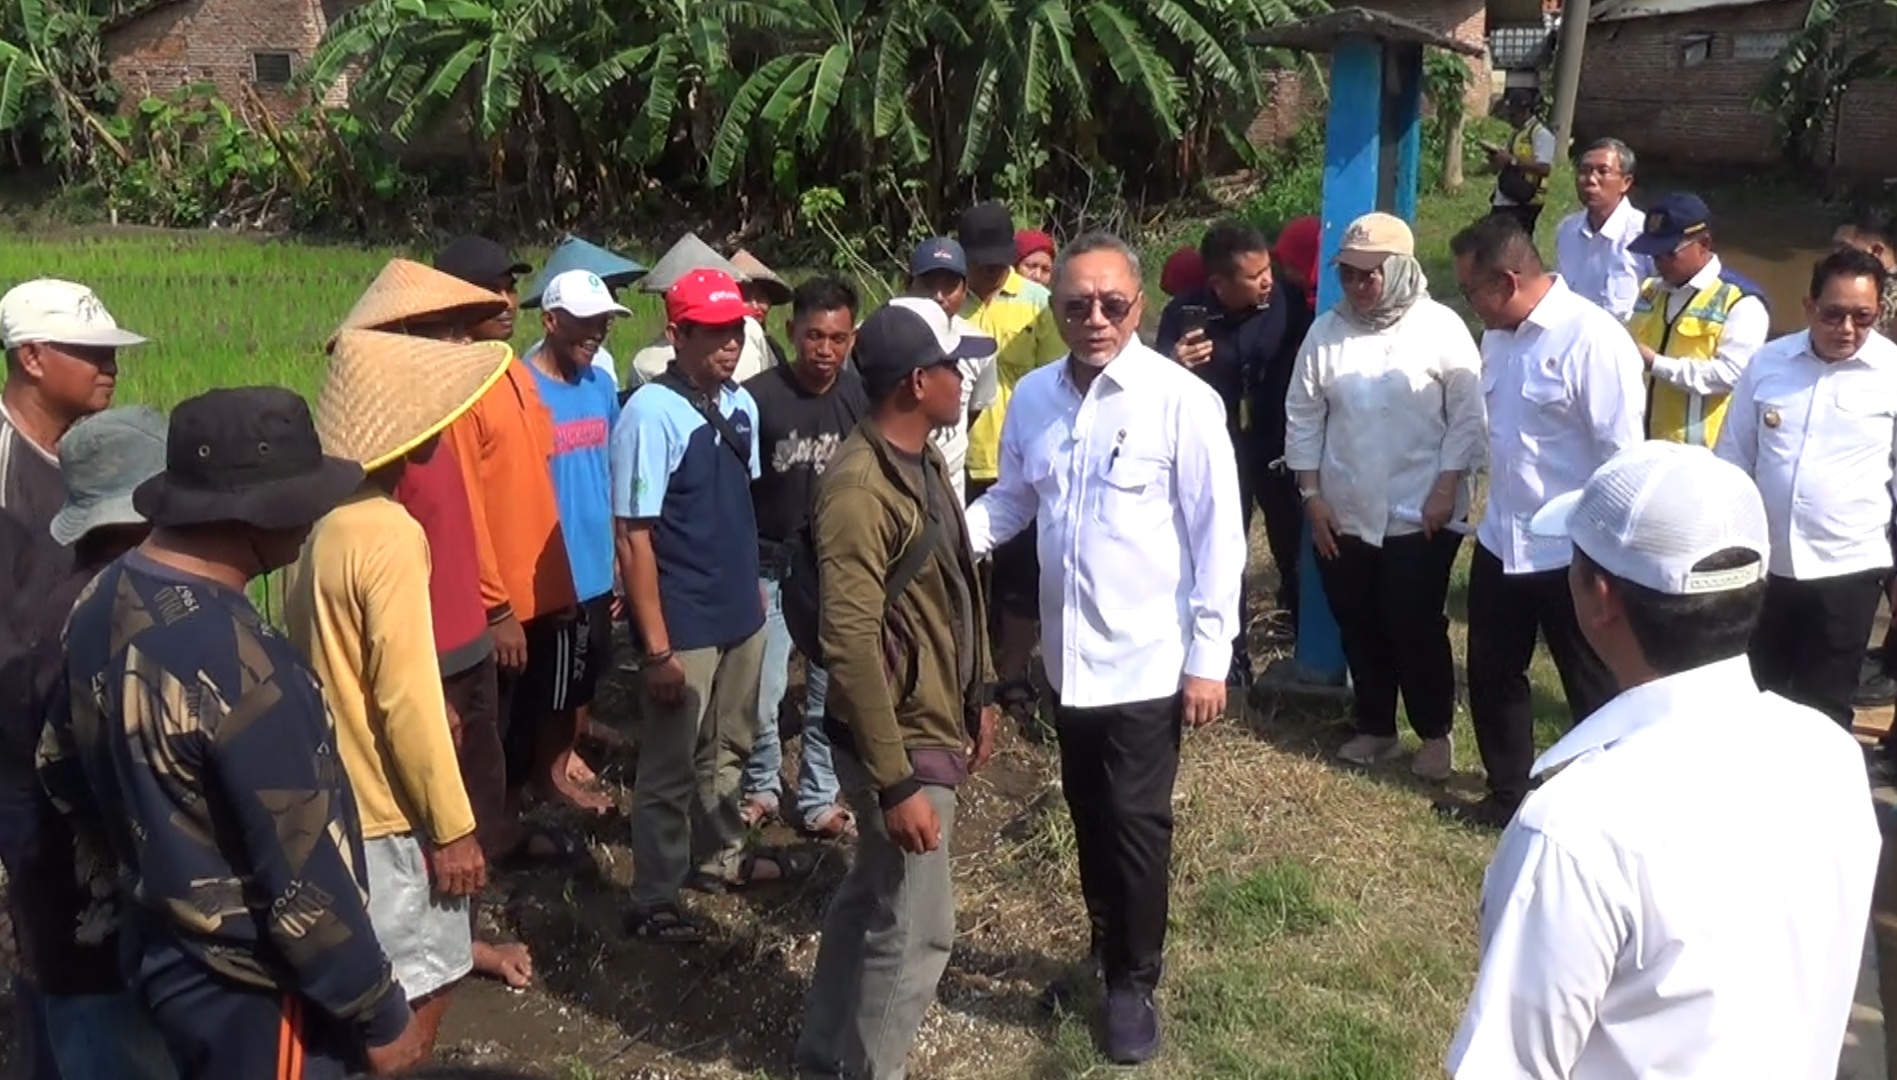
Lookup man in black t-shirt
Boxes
[739,277,870,839]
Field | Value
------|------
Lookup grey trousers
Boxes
[796,754,957,1080]
[628,630,766,910]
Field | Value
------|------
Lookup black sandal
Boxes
[625,903,706,945]
[495,825,584,869]
[687,849,816,894]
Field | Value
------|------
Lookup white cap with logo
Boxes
[0,279,147,350]
[1530,441,1769,596]
[542,270,632,320]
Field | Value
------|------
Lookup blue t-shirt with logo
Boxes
[527,349,619,603]
[609,372,764,651]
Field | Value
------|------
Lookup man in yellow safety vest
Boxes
[1625,193,1770,448]
[1485,71,1556,237]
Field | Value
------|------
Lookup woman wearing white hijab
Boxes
[1283,212,1487,781]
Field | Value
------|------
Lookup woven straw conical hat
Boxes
[328,259,509,348]
[317,329,512,472]
[729,248,791,305]
[641,232,743,293]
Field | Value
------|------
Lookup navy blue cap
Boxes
[910,237,968,279]
[1629,194,1713,257]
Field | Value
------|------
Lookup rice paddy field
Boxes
[0,231,680,406]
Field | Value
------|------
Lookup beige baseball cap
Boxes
[0,279,147,350]
[1334,212,1415,271]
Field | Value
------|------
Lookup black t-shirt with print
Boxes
[744,364,869,546]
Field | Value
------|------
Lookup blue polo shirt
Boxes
[527,347,620,603]
[610,374,764,651]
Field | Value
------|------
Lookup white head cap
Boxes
[1,279,147,350]
[1530,441,1769,595]
[542,270,632,319]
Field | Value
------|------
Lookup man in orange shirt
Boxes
[435,237,596,816]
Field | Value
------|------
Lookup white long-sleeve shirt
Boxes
[1283,297,1487,546]
[1554,198,1652,320]
[1646,255,1770,397]
[1449,657,1877,1080]
[1713,329,1897,580]
[1477,277,1647,574]
[964,338,1245,708]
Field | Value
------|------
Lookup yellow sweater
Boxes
[285,489,477,845]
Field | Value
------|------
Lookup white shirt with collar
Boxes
[964,338,1245,708]
[1448,655,1877,1080]
[1283,297,1487,545]
[1646,255,1771,398]
[1476,277,1648,574]
[1554,199,1652,320]
[1713,329,1897,579]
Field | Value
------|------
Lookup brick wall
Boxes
[103,0,329,120]
[1573,1,1897,178]
[1247,0,1491,148]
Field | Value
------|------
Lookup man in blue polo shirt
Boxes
[611,268,801,945]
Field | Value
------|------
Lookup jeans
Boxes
[796,753,957,1080]
[44,992,178,1080]
[745,577,841,827]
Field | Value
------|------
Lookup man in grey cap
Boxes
[0,407,174,1080]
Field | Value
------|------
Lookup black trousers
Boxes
[1489,203,1543,237]
[1053,693,1181,994]
[1466,545,1616,804]
[1240,446,1305,641]
[1315,530,1463,739]
[1752,570,1884,728]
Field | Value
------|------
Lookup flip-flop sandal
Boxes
[687,849,816,893]
[739,796,778,829]
[625,904,706,945]
[996,677,1039,721]
[496,825,584,869]
[804,803,857,841]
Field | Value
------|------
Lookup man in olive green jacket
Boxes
[796,298,999,1080]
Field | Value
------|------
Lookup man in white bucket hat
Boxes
[1449,441,1878,1078]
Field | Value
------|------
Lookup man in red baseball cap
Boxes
[611,269,807,942]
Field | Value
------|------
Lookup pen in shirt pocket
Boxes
[1109,428,1126,467]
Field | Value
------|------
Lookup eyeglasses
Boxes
[1337,264,1383,287]
[1058,293,1137,324]
[1815,305,1880,330]
[1575,165,1622,178]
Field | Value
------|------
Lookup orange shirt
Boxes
[443,346,577,623]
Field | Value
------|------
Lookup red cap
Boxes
[1273,216,1322,291]
[665,269,749,326]
[1015,229,1056,262]
[1159,247,1204,297]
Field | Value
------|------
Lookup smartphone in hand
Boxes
[1179,303,1210,337]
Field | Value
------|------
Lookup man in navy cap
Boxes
[1625,193,1769,452]
[903,237,997,504]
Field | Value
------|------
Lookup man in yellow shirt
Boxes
[957,201,1068,719]
[286,327,512,1061]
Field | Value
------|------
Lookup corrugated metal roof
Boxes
[1591,0,1793,23]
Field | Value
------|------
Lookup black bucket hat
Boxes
[133,387,364,530]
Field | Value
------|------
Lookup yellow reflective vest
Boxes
[1628,276,1755,447]
[1510,123,1551,206]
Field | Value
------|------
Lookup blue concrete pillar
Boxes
[1290,34,1392,684]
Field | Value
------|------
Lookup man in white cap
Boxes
[0,279,145,550]
[524,270,629,812]
[1448,441,1878,1079]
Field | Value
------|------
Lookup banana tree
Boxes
[0,0,129,173]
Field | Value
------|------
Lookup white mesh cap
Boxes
[1529,441,1769,596]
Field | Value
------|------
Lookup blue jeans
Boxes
[44,991,178,1080]
[745,577,840,826]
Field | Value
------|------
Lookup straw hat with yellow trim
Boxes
[316,329,512,471]
[328,259,510,349]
